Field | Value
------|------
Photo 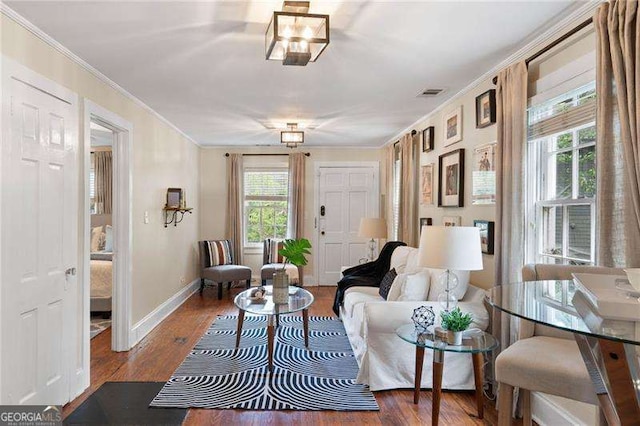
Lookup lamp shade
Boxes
[417,226,483,270]
[358,218,387,239]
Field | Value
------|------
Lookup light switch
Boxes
[144,211,149,224]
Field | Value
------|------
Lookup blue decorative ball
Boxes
[412,306,436,332]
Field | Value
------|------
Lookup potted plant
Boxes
[440,307,473,345]
[272,238,312,303]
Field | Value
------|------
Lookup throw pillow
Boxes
[387,273,407,301]
[104,225,113,252]
[398,270,431,301]
[426,269,470,301]
[90,226,103,252]
[378,268,397,300]
[204,240,233,267]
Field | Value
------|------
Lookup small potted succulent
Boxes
[440,307,473,345]
[272,238,312,303]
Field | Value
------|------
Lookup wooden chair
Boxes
[198,240,251,300]
[496,263,624,425]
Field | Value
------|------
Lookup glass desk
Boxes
[396,324,499,426]
[488,280,640,425]
[234,286,314,372]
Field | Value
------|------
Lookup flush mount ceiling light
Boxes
[281,123,304,148]
[265,1,330,66]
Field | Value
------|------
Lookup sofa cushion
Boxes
[387,273,407,301]
[427,269,470,301]
[390,246,413,274]
[397,270,430,301]
[343,287,382,318]
[378,268,397,300]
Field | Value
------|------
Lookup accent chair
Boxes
[198,239,251,300]
[260,238,300,286]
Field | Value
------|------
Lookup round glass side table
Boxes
[396,323,499,426]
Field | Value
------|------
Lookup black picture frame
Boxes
[438,149,465,207]
[422,126,434,152]
[473,220,495,255]
[475,89,496,128]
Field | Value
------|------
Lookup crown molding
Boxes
[1,3,202,148]
[381,0,602,148]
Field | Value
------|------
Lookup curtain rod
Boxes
[224,153,310,157]
[492,17,593,85]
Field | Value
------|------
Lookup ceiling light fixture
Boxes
[265,1,330,66]
[281,123,304,148]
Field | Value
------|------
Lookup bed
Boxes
[90,214,113,313]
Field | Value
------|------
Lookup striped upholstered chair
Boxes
[260,239,300,286]
[198,239,252,300]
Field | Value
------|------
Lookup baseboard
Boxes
[130,279,200,347]
[532,392,594,426]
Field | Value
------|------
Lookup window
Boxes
[526,83,596,265]
[391,144,401,240]
[89,153,96,214]
[244,168,288,246]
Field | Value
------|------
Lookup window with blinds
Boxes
[89,153,96,214]
[391,144,401,240]
[243,168,289,245]
[526,83,596,265]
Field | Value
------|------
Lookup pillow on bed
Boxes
[91,226,103,252]
[104,225,113,252]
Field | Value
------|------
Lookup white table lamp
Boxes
[417,226,483,310]
[358,218,387,261]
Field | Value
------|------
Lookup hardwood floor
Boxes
[66,286,503,425]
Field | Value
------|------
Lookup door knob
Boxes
[65,267,76,276]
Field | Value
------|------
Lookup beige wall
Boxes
[200,146,382,284]
[1,15,201,324]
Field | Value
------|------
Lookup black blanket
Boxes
[332,241,407,315]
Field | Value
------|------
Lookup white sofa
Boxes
[339,245,490,391]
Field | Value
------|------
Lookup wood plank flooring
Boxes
[65,286,504,425]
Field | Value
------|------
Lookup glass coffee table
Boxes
[396,324,499,426]
[234,285,314,372]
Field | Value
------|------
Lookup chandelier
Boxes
[265,1,329,66]
[281,123,304,148]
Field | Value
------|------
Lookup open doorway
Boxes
[82,99,132,372]
[88,121,114,339]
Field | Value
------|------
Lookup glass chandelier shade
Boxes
[281,123,304,148]
[265,5,329,66]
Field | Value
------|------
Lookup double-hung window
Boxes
[391,144,401,240]
[526,83,596,265]
[243,168,289,246]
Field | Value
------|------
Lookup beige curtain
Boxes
[398,132,418,247]
[94,151,112,214]
[595,0,640,268]
[384,144,395,239]
[287,153,306,239]
[225,154,243,263]
[288,152,306,285]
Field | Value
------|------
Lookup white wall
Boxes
[1,14,201,325]
[200,146,382,284]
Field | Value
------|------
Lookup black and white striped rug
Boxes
[150,315,379,411]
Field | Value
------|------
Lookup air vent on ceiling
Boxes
[417,88,445,98]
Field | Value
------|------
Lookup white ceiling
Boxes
[7,1,579,147]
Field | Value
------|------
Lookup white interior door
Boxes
[1,61,78,404]
[317,165,378,285]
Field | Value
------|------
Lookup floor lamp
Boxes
[358,218,387,262]
[417,226,483,311]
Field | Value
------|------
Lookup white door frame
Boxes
[313,161,380,286]
[82,99,133,360]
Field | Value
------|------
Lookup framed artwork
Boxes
[443,106,462,146]
[420,164,434,205]
[474,220,495,254]
[438,149,465,207]
[443,216,461,227]
[476,89,496,128]
[472,142,496,205]
[166,188,183,208]
[420,217,433,227]
[422,126,434,152]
